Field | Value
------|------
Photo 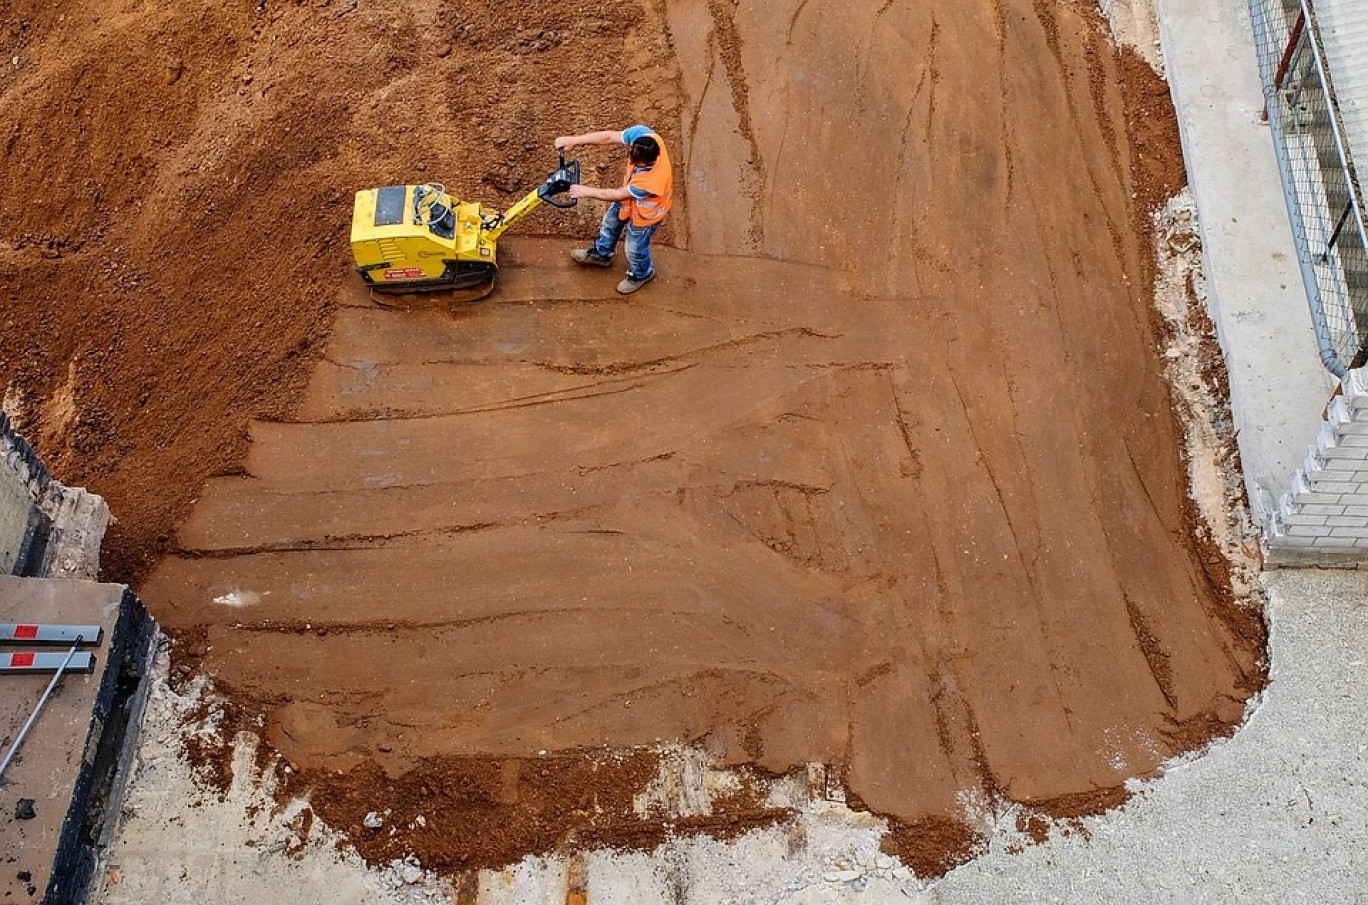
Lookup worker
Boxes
[555,125,674,295]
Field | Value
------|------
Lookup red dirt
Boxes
[2,0,1265,881]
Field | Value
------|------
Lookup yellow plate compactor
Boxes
[349,154,580,300]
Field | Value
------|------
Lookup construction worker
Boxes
[555,125,673,295]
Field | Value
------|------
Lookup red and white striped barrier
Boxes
[0,624,103,645]
[0,650,95,674]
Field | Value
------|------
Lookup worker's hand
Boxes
[568,184,592,199]
[554,136,575,150]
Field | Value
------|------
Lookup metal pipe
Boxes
[1273,10,1305,90]
[1326,199,1353,256]
[0,636,84,780]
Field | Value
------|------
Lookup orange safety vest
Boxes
[619,133,673,227]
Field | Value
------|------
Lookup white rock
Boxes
[363,811,383,829]
[875,853,895,870]
[400,864,424,884]
[828,869,863,883]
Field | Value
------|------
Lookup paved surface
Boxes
[1156,0,1336,525]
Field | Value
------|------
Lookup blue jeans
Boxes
[592,202,660,280]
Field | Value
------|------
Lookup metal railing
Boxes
[1249,0,1368,377]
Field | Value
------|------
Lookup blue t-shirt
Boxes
[621,125,658,200]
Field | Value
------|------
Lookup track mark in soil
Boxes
[176,521,503,558]
[224,605,750,639]
[990,0,1016,206]
[705,0,767,251]
[527,326,837,377]
[889,380,924,480]
[686,46,721,182]
[945,371,1035,592]
[786,0,815,46]
[854,0,902,109]
[1125,595,1178,711]
[1122,436,1165,525]
[1031,0,1126,257]
[923,15,942,148]
[889,35,952,290]
[307,371,686,422]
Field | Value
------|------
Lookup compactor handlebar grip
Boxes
[538,152,580,209]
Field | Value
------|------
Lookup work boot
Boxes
[571,248,613,268]
[617,271,656,295]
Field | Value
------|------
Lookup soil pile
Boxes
[3,0,1265,880]
[0,0,661,581]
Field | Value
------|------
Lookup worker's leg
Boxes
[623,222,661,280]
[592,203,629,258]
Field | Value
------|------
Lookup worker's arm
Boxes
[554,130,628,150]
[568,184,632,201]
[557,127,639,200]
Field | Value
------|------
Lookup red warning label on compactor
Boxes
[383,268,426,280]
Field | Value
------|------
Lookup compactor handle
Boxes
[538,151,580,209]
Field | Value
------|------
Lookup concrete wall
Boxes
[0,413,51,575]
[0,413,109,579]
[0,466,35,573]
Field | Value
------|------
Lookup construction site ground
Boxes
[5,0,1358,899]
[93,569,1368,903]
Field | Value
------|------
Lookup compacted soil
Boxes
[0,0,1265,879]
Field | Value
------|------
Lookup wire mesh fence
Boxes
[1249,0,1368,377]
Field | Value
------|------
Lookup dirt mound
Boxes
[3,0,1265,881]
[0,0,669,582]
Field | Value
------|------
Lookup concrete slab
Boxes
[1154,0,1337,525]
[0,578,155,905]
